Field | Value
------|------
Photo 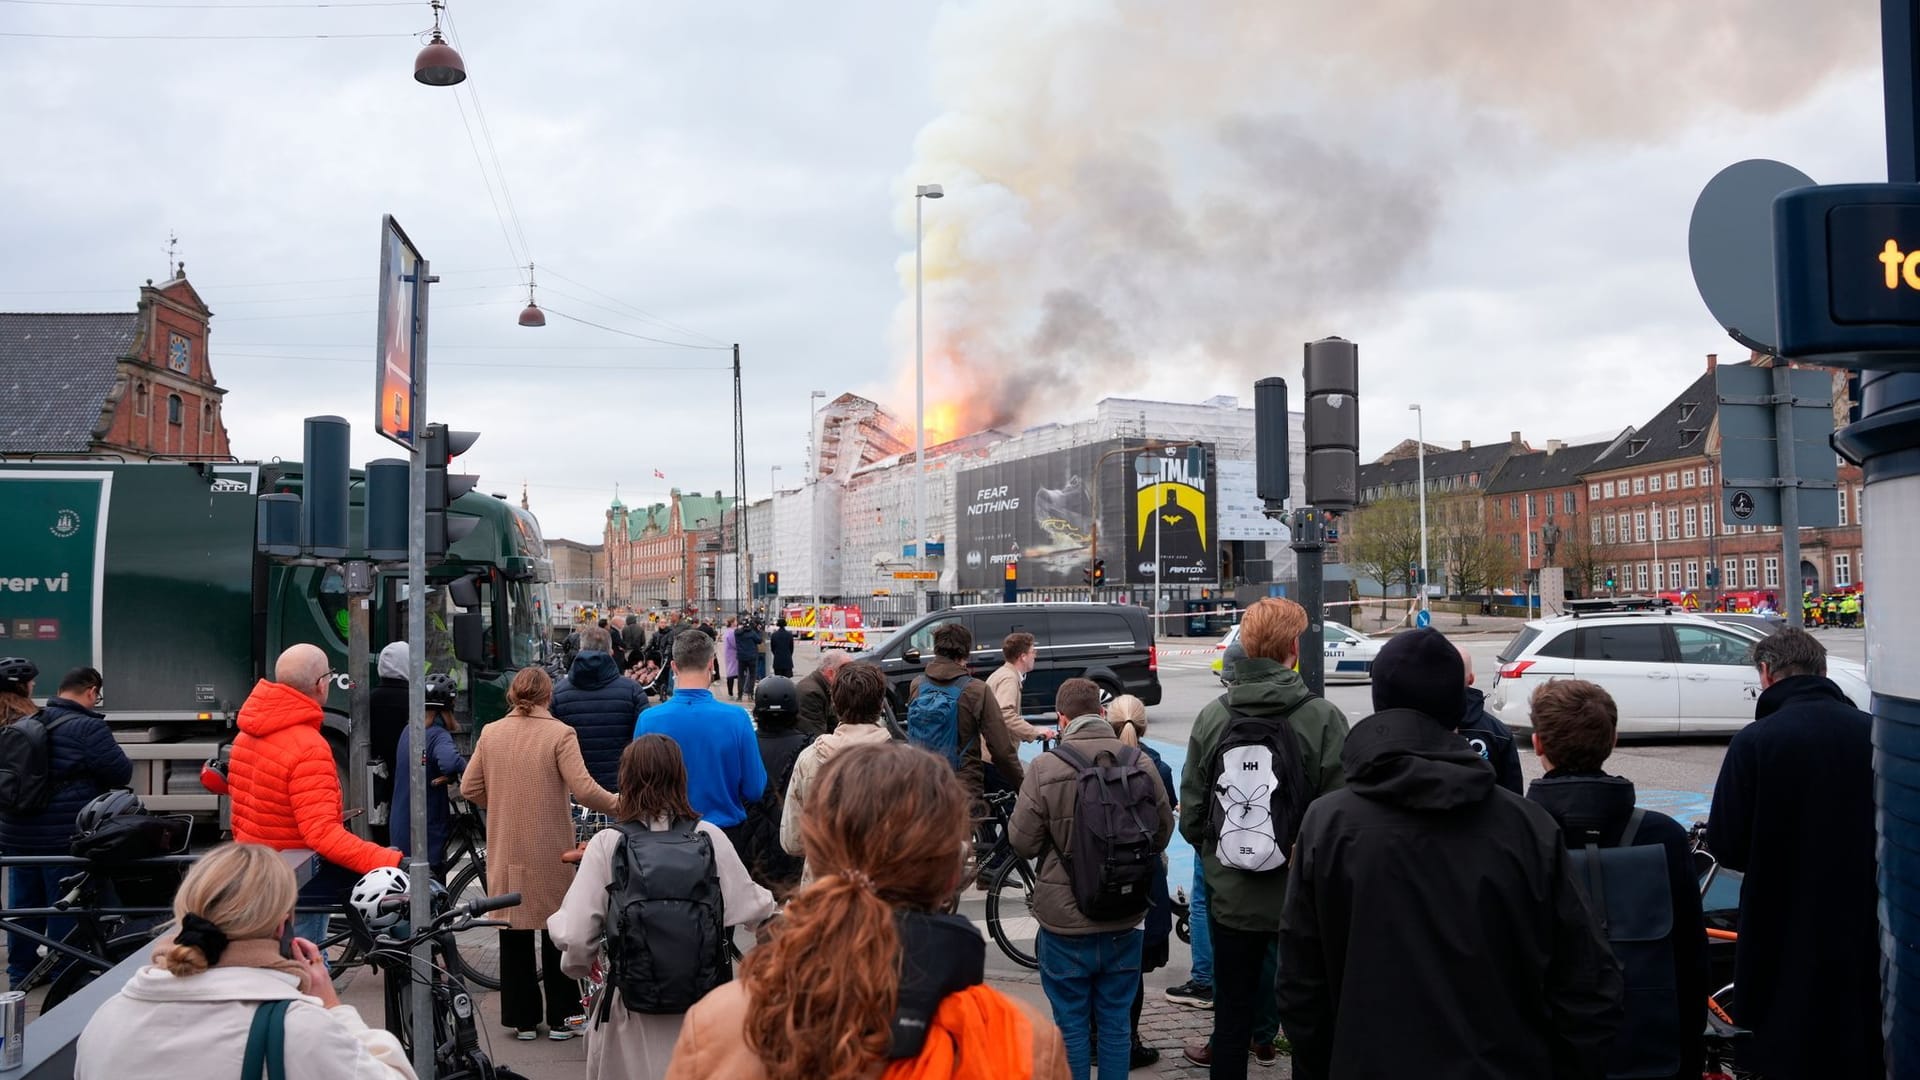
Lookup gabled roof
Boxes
[1359,441,1519,498]
[0,313,138,454]
[677,492,733,532]
[1484,438,1620,494]
[1588,367,1720,472]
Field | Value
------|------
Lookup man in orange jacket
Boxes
[230,643,400,940]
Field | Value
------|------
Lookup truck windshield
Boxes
[503,580,547,669]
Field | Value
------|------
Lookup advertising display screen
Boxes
[375,214,422,448]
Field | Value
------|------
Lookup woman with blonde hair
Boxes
[462,665,617,1040]
[75,842,413,1080]
[1105,695,1178,1068]
[668,741,1067,1080]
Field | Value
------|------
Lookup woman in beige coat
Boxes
[461,666,617,1039]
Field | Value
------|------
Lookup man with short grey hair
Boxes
[635,627,765,850]
[1708,627,1879,1077]
[554,623,646,790]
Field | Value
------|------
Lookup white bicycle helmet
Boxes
[350,866,411,932]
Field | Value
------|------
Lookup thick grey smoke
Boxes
[888,0,1877,434]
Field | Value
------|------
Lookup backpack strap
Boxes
[1580,841,1609,934]
[1617,807,1647,848]
[240,1000,290,1080]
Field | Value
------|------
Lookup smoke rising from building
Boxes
[888,0,1876,436]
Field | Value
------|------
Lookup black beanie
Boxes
[1370,628,1466,727]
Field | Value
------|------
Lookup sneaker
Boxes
[548,1029,579,1042]
[515,1030,538,1041]
[1130,1043,1161,1070]
[1163,980,1214,1009]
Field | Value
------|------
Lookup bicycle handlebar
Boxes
[467,891,521,916]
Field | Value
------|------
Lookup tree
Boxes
[1438,496,1518,625]
[1550,514,1618,599]
[1341,496,1422,625]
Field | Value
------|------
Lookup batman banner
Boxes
[1126,446,1218,584]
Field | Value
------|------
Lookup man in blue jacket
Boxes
[0,665,133,986]
[553,625,647,791]
[635,629,766,853]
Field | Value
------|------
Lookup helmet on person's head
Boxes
[423,673,458,708]
[753,676,800,721]
[350,866,411,932]
[0,657,37,688]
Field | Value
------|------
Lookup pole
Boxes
[405,260,434,1080]
[733,344,746,613]
[914,196,927,617]
[1771,363,1804,628]
[346,561,372,840]
[1291,508,1325,695]
[1524,493,1535,619]
[1414,406,1428,612]
[1154,470,1163,622]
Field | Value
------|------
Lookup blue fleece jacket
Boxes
[633,687,766,827]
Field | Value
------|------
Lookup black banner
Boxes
[954,442,1128,589]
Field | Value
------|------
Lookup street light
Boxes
[914,182,944,615]
[1409,403,1428,614]
[413,0,467,86]
[516,262,545,327]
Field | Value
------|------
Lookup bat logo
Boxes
[1161,512,1186,525]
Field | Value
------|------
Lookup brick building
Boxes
[1482,435,1623,595]
[604,489,735,610]
[0,267,231,460]
[1351,432,1529,593]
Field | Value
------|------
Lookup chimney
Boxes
[1510,430,1524,448]
[1547,439,1565,454]
[1706,352,1718,372]
[1459,440,1471,451]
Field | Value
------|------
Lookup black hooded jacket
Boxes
[1527,771,1707,1080]
[1277,708,1623,1080]
[552,650,647,790]
[1707,674,1880,1079]
[1459,686,1524,795]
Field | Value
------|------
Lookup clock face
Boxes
[168,334,190,374]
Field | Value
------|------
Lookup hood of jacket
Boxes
[117,963,307,1005]
[1524,771,1637,846]
[377,640,410,681]
[1461,685,1488,722]
[566,650,621,691]
[1342,708,1495,812]
[1756,673,1859,719]
[1223,656,1316,712]
[236,680,323,739]
[889,910,985,1059]
[923,657,971,683]
[42,695,105,722]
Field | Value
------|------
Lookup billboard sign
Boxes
[955,442,1128,590]
[1216,460,1286,541]
[0,472,111,676]
[1716,364,1839,527]
[1127,445,1219,584]
[375,215,423,448]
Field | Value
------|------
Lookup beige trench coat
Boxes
[460,708,617,930]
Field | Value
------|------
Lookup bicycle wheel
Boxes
[985,856,1040,970]
[42,931,148,1014]
[444,857,502,991]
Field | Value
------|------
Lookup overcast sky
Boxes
[0,0,1892,543]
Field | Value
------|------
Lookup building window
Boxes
[1634,511,1647,543]
[1700,465,1713,485]
[1510,535,1521,556]
[1654,562,1666,590]
[1651,512,1662,542]
[1838,487,1849,526]
[1724,559,1738,588]
[1683,505,1698,538]
[1650,474,1662,493]
[1686,560,1700,589]
[1510,496,1520,517]
[1857,486,1865,520]
[166,393,183,425]
[1528,532,1539,560]
[1706,503,1720,536]
[1741,525,1755,535]
[1632,477,1646,495]
[1592,519,1603,544]
[1603,480,1616,499]
[1835,553,1853,587]
[1764,556,1779,587]
[1669,561,1681,591]
[1682,470,1696,488]
[1666,508,1679,538]
[1526,493,1536,518]
[1743,557,1758,589]
[1605,515,1618,544]
[1564,490,1577,514]
[1667,471,1679,489]
[1636,564,1649,591]
[201,401,212,430]
[133,381,148,417]
[1588,483,1600,500]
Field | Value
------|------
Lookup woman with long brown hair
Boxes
[549,734,775,1080]
[666,741,1066,1080]
[461,666,616,1040]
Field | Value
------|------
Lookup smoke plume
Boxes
[889,0,1876,436]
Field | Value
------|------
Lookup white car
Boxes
[1488,608,1869,735]
[1215,620,1381,685]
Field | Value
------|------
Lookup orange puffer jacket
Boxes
[228,680,399,875]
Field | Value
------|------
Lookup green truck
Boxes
[0,461,554,818]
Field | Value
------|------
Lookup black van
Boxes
[867,602,1162,717]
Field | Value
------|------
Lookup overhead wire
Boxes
[219,350,730,372]
[0,28,406,36]
[542,308,732,349]
[0,0,412,6]
[441,6,533,274]
[537,265,726,346]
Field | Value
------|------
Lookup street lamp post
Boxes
[914,183,944,616]
[1409,404,1428,615]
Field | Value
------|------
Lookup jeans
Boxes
[1188,864,1213,987]
[1039,927,1143,1080]
[7,865,76,985]
[499,929,577,1030]
[1210,924,1280,1080]
[292,858,359,945]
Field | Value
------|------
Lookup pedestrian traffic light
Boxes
[766,570,778,596]
[1606,572,1617,590]
[423,423,480,563]
[1705,566,1719,588]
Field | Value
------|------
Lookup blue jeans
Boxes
[293,858,359,944]
[1189,864,1213,987]
[8,865,76,986]
[1039,927,1143,1080]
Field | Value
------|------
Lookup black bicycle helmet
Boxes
[75,789,144,834]
[423,673,458,708]
[0,656,37,688]
[753,676,799,720]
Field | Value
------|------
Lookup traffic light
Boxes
[423,423,480,563]
[1606,572,1617,591]
[1253,376,1289,512]
[1083,564,1095,586]
[1303,337,1359,511]
[301,416,350,559]
[766,570,778,596]
[364,458,408,562]
[1705,566,1719,588]
[1092,559,1106,587]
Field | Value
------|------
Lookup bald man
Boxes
[795,650,850,737]
[230,643,401,941]
[1456,644,1524,795]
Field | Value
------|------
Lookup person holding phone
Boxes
[75,842,415,1080]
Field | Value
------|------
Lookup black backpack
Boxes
[1567,809,1681,1080]
[1205,699,1312,873]
[739,731,812,888]
[602,818,729,1017]
[0,711,72,815]
[1050,742,1161,921]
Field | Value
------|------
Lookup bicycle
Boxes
[977,788,1042,969]
[1691,822,1753,1080]
[439,795,499,991]
[356,888,527,1080]
[0,854,188,1013]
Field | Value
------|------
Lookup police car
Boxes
[1214,620,1381,685]
[1488,598,1869,735]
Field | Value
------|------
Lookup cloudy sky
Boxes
[0,0,1892,543]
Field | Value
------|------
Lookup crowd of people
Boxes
[0,585,1886,1080]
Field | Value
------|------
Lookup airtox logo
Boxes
[50,509,81,539]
